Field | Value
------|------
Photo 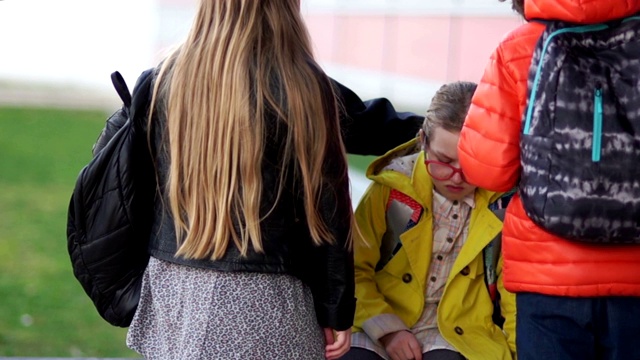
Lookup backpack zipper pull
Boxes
[592,86,603,162]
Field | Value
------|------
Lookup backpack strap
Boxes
[483,208,505,302]
[484,193,513,328]
[380,188,509,327]
[110,71,132,110]
[93,69,155,156]
[111,69,155,121]
[129,69,155,129]
[376,189,423,271]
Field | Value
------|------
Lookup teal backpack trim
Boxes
[524,16,640,159]
[523,24,608,135]
[593,87,603,162]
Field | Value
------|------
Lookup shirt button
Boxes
[402,273,412,283]
[453,200,459,206]
[455,326,464,335]
[452,214,459,220]
[430,276,437,282]
[460,266,470,276]
[436,255,443,261]
[446,237,453,243]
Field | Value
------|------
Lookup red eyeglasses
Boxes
[424,158,466,181]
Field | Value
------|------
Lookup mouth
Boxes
[446,185,464,193]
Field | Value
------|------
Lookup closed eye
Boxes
[428,149,456,164]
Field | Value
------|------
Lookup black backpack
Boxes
[520,16,640,244]
[66,70,155,327]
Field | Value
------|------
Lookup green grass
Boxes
[0,106,139,357]
[347,154,375,174]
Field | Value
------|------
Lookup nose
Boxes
[450,170,464,184]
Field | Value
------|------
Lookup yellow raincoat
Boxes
[353,139,516,359]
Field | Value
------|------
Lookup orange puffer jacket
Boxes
[458,0,640,297]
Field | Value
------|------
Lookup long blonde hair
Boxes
[151,0,349,260]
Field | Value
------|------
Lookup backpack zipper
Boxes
[523,23,608,135]
[592,86,603,162]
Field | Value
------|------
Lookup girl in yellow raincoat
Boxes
[342,82,516,360]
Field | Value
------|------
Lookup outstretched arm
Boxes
[333,79,423,156]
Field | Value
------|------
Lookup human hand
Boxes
[379,330,422,360]
[323,327,352,360]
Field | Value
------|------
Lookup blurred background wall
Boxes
[303,0,523,111]
[0,0,523,111]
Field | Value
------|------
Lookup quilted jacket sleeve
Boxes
[458,23,545,193]
[458,43,523,192]
[308,149,357,331]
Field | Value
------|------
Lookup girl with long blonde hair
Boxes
[125,0,355,358]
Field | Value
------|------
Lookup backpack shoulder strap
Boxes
[111,68,155,121]
[376,189,423,271]
[110,71,132,109]
[129,68,156,127]
[484,194,511,328]
[484,194,511,298]
[92,69,155,155]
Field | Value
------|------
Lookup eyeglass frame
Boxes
[423,153,466,181]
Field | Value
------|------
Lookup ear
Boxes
[418,129,427,149]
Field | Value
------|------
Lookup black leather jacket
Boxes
[93,70,423,331]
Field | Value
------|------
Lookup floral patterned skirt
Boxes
[127,257,325,360]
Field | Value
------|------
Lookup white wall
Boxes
[0,0,157,92]
[302,0,513,15]
[0,0,512,96]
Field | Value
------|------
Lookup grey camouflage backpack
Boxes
[520,16,640,244]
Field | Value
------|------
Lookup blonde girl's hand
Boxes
[323,327,352,360]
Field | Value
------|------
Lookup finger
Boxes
[323,328,335,345]
[400,345,417,360]
[325,331,348,352]
[396,338,422,360]
[325,331,347,351]
[325,345,348,360]
[325,331,351,360]
[325,343,348,360]
[408,338,422,359]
